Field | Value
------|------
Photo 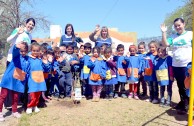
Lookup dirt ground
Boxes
[0,81,189,126]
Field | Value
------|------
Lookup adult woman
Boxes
[60,24,83,47]
[6,18,35,66]
[89,25,112,48]
[160,18,193,112]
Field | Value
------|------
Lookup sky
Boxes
[31,0,185,39]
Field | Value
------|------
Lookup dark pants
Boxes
[173,67,188,107]
[137,75,147,95]
[0,88,18,112]
[160,82,172,104]
[105,85,114,97]
[81,79,92,96]
[148,81,158,100]
[50,76,60,94]
[114,82,125,95]
[59,72,72,97]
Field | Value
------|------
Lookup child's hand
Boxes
[170,76,174,81]
[113,51,118,56]
[160,24,167,33]
[91,57,96,62]
[79,54,84,59]
[122,60,126,65]
[47,55,54,63]
[142,72,145,76]
[71,60,78,65]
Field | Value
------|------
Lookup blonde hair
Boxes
[99,26,110,39]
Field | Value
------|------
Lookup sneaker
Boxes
[152,99,159,104]
[174,101,184,110]
[34,106,40,113]
[92,97,96,102]
[26,108,32,114]
[121,94,127,98]
[134,95,139,100]
[12,112,21,118]
[114,93,119,99]
[145,98,152,102]
[164,103,171,108]
[0,112,5,122]
[128,93,133,99]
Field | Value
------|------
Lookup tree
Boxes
[164,0,193,36]
[0,0,50,55]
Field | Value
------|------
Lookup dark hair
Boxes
[74,46,79,50]
[84,42,92,49]
[20,42,29,51]
[66,43,74,49]
[31,42,40,51]
[31,40,37,44]
[157,46,167,55]
[26,18,35,26]
[92,47,100,55]
[80,45,84,48]
[138,41,146,49]
[53,47,60,53]
[174,18,184,24]
[40,45,47,53]
[117,44,124,51]
[65,23,75,42]
[101,43,108,48]
[148,40,159,49]
[104,47,112,54]
[47,49,54,56]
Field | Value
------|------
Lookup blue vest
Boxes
[95,37,112,47]
[60,35,77,47]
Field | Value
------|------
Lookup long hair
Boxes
[99,26,110,39]
[65,23,75,42]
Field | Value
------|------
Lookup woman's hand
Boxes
[160,24,167,33]
[18,25,25,34]
[94,24,100,33]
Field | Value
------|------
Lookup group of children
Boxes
[0,40,176,121]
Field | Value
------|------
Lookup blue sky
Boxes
[32,0,185,39]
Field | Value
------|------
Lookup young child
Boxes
[154,47,173,107]
[100,44,107,56]
[58,43,79,99]
[103,47,117,100]
[26,42,52,114]
[185,62,191,97]
[144,41,159,104]
[114,44,127,98]
[87,47,106,102]
[0,42,29,121]
[74,46,79,57]
[137,42,147,97]
[125,45,143,100]
[79,43,93,98]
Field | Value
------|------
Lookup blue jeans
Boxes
[59,72,72,97]
[160,82,172,104]
[148,81,158,100]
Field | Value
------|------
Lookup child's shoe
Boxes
[34,106,40,113]
[121,94,127,98]
[12,112,21,118]
[92,97,96,102]
[26,108,32,114]
[0,112,5,122]
[114,93,119,98]
[134,94,139,100]
[152,99,159,104]
[128,93,133,99]
[159,102,165,107]
[95,97,100,102]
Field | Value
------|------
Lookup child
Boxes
[125,45,143,100]
[26,42,52,114]
[74,46,79,57]
[0,42,29,121]
[114,44,127,98]
[137,42,147,97]
[185,62,191,97]
[103,47,117,100]
[154,47,173,107]
[58,43,79,99]
[144,41,159,104]
[79,43,93,98]
[100,44,107,56]
[87,47,106,102]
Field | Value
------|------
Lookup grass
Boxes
[1,83,189,126]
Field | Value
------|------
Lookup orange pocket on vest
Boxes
[118,68,126,76]
[133,68,139,78]
[145,68,152,76]
[31,71,44,83]
[13,67,26,81]
[90,72,101,81]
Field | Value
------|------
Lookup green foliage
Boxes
[164,0,192,36]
